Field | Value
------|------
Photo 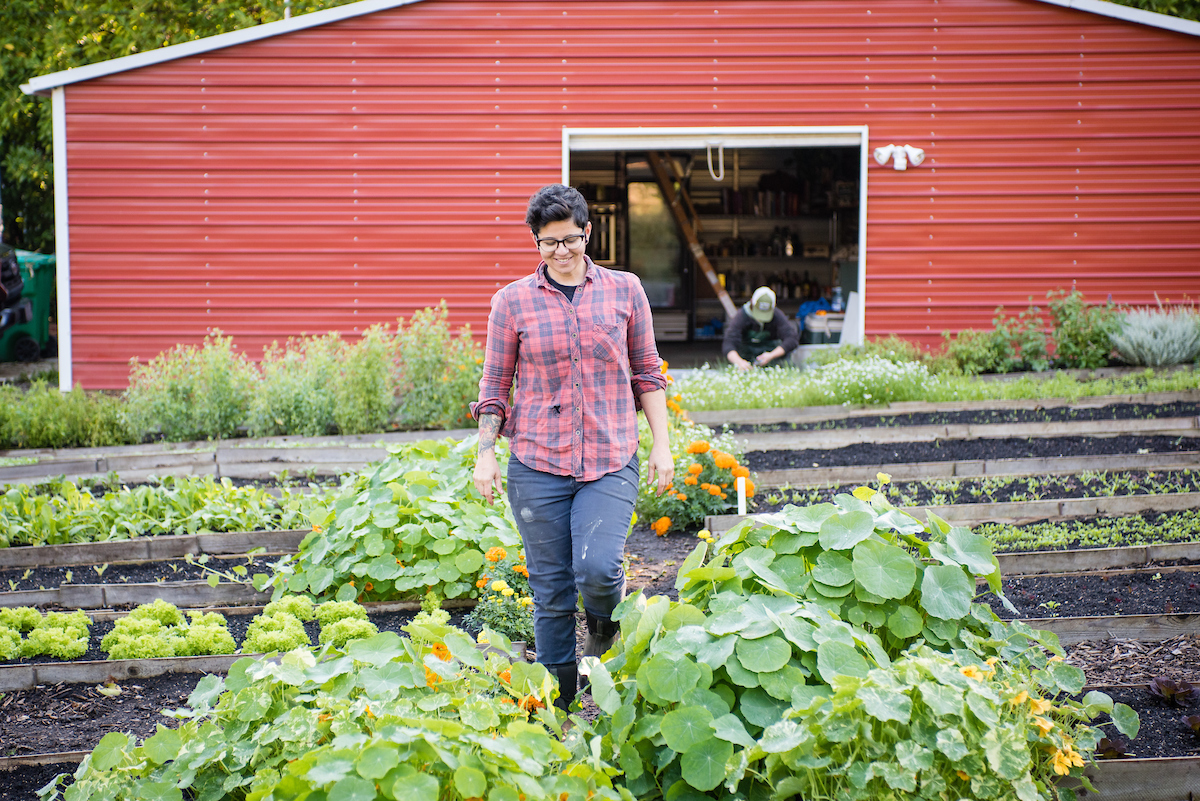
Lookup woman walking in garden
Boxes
[472,183,673,710]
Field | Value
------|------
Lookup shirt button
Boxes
[572,332,577,338]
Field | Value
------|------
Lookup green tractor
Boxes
[0,242,56,363]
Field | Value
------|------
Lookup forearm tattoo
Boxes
[478,414,502,452]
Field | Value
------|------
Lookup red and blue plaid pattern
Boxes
[471,258,667,481]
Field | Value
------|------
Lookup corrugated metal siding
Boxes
[62,0,1200,387]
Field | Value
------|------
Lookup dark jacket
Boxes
[722,307,799,358]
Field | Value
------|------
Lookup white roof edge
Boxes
[18,0,1200,96]
[19,0,426,96]
[1060,0,1200,36]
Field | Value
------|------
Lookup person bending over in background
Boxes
[471,183,673,710]
[723,286,800,370]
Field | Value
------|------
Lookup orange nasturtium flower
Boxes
[652,517,672,536]
[485,547,508,563]
[519,695,545,711]
[686,441,711,454]
[498,669,511,683]
[425,666,441,688]
[431,642,452,661]
[687,463,704,475]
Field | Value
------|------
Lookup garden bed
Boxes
[985,565,1200,619]
[0,529,307,569]
[0,553,279,593]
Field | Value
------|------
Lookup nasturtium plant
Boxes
[43,621,623,801]
[582,488,1139,801]
[268,437,522,603]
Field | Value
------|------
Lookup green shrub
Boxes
[246,333,340,438]
[992,301,1050,372]
[317,616,378,648]
[124,330,257,441]
[242,611,310,653]
[331,323,396,435]
[941,328,1013,375]
[1048,288,1122,369]
[395,301,485,430]
[1111,306,1200,366]
[0,381,132,449]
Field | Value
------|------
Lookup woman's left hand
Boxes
[646,441,675,496]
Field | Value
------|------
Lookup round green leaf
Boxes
[681,738,734,791]
[142,725,182,765]
[739,687,790,728]
[661,706,715,754]
[646,654,702,703]
[920,565,973,620]
[818,511,876,551]
[393,773,439,801]
[735,634,791,674]
[815,640,869,683]
[91,732,130,771]
[330,776,377,801]
[812,552,854,587]
[723,657,760,688]
[852,539,916,600]
[887,606,924,639]
[454,766,487,798]
[454,549,484,574]
[946,528,997,575]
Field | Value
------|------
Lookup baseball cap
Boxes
[748,286,776,323]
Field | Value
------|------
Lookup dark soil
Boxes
[1,608,471,668]
[745,435,1199,471]
[0,761,68,801]
[725,401,1200,434]
[1083,686,1200,760]
[0,554,279,594]
[984,567,1200,619]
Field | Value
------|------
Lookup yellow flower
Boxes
[956,770,970,782]
[501,587,515,597]
[1048,654,1064,662]
[697,529,711,539]
[1028,697,1052,715]
[985,657,999,667]
[491,580,508,592]
[1010,691,1029,707]
[477,631,490,644]
[852,486,877,501]
[1033,715,1056,735]
[876,472,892,485]
[1050,747,1084,775]
[960,666,986,681]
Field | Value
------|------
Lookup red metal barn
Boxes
[22,0,1200,389]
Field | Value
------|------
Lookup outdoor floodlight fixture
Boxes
[873,144,926,171]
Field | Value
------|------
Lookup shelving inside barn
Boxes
[570,146,860,342]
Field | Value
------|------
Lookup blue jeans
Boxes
[506,455,639,666]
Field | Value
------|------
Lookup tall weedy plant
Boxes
[395,300,483,430]
[1048,288,1121,369]
[124,331,257,441]
[247,333,340,438]
[332,324,397,436]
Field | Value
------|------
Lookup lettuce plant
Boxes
[318,617,379,649]
[1149,676,1196,707]
[262,594,316,621]
[313,599,368,627]
[101,602,233,660]
[0,625,21,660]
[242,611,310,654]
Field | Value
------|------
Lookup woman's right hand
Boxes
[473,450,504,505]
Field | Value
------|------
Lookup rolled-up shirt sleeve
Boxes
[470,288,518,425]
[627,278,668,402]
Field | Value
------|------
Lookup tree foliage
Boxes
[2,0,1198,252]
[0,0,355,252]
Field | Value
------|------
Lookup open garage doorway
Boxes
[563,127,868,363]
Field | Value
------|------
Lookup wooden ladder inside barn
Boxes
[646,151,738,319]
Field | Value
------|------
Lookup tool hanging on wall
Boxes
[646,150,738,319]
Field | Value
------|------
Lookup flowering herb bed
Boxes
[743,434,1199,472]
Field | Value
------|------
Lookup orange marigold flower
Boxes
[676,493,687,501]
[686,441,711,454]
[513,564,529,577]
[501,698,515,705]
[498,669,511,683]
[683,476,698,486]
[720,493,727,499]
[485,547,508,563]
[519,695,545,711]
[660,360,669,373]
[732,465,750,479]
[476,577,490,588]
[720,483,728,489]
[431,642,452,661]
[652,517,671,536]
[699,483,711,491]
[424,666,441,688]
[744,479,756,498]
[712,451,738,470]
[687,463,704,475]
[708,486,722,496]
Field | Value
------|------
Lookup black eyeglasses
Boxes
[535,234,586,252]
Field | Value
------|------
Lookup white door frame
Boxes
[562,126,868,343]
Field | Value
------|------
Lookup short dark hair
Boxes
[525,184,588,235]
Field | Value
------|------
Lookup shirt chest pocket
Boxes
[592,318,627,364]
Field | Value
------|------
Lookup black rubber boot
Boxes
[579,611,621,694]
[545,661,578,711]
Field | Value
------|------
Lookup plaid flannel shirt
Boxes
[471,257,667,481]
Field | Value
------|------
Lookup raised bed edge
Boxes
[0,529,310,569]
